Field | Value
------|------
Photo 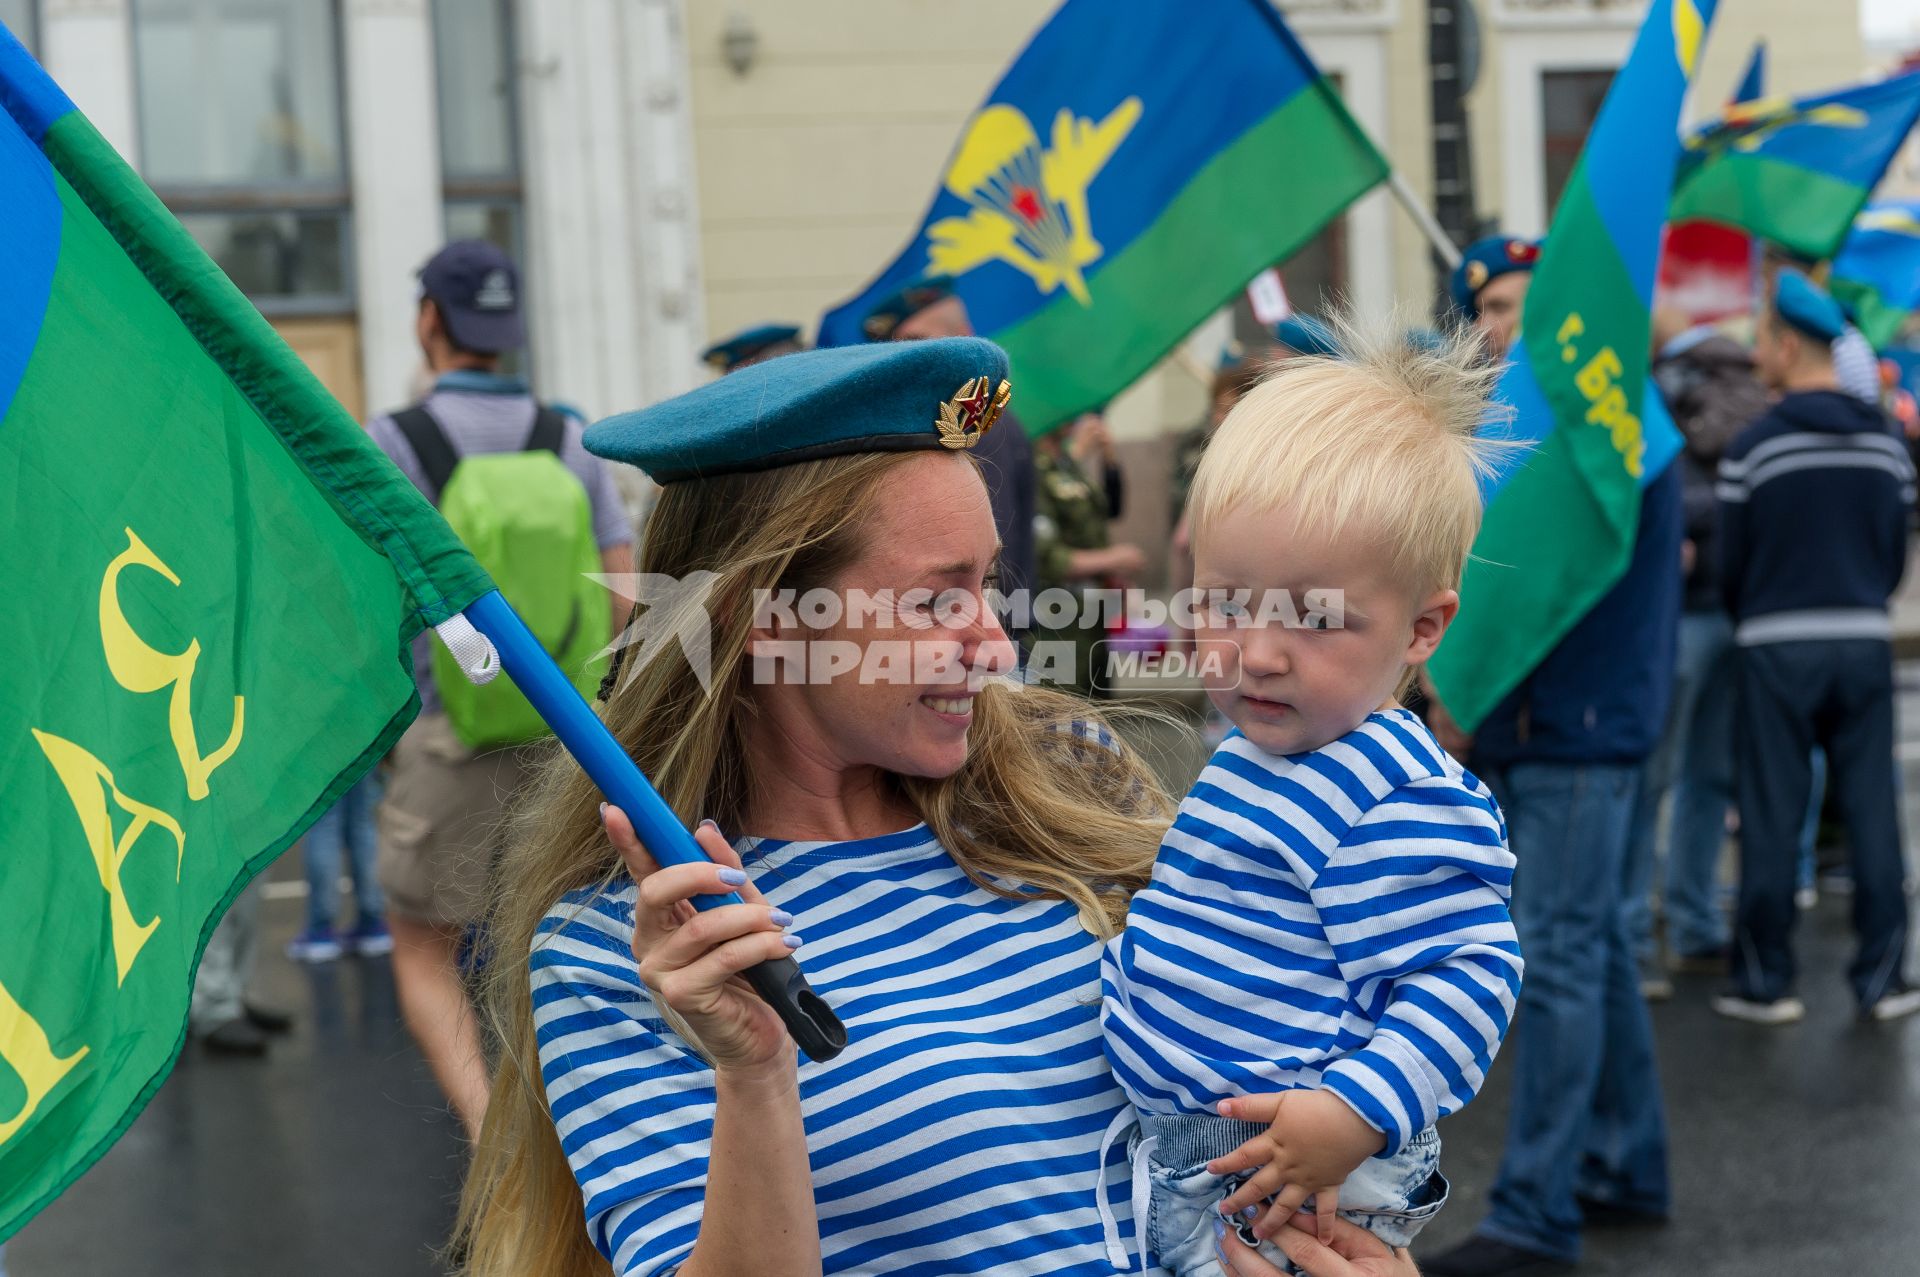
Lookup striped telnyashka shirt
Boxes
[531,824,1142,1276]
[1101,710,1522,1155]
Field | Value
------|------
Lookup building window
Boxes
[433,0,522,259]
[1541,68,1615,219]
[2,0,38,53]
[131,0,352,314]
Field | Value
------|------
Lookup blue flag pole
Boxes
[459,590,847,1061]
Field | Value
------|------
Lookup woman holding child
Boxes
[453,326,1513,1277]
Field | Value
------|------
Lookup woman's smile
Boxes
[920,691,976,722]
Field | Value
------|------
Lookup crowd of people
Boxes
[178,227,1919,1277]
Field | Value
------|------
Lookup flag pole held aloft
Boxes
[458,591,848,1062]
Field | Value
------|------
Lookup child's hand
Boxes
[1207,1089,1387,1243]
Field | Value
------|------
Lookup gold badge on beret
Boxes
[936,376,1012,449]
[1464,260,1489,293]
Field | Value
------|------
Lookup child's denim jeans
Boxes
[1108,1113,1447,1276]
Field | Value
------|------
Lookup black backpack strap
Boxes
[392,405,460,502]
[525,406,568,457]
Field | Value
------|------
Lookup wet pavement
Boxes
[12,681,1920,1276]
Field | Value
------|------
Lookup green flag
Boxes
[815,0,1387,433]
[1427,0,1715,730]
[0,31,490,1240]
[1668,70,1920,262]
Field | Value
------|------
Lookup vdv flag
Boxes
[1832,202,1920,350]
[1669,68,1920,262]
[0,27,493,1240]
[816,0,1388,432]
[1428,0,1718,733]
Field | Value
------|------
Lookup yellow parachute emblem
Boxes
[1856,207,1920,238]
[1686,97,1870,158]
[927,98,1143,306]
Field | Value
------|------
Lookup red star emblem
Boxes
[950,379,992,432]
[1011,186,1044,223]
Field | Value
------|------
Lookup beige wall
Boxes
[685,0,1868,478]
[1467,0,1866,241]
[687,1,1054,342]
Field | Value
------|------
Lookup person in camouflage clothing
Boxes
[1032,430,1145,697]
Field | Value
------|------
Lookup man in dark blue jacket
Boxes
[1714,270,1919,1025]
[1426,246,1683,1277]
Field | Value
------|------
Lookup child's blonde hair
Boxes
[1186,311,1510,598]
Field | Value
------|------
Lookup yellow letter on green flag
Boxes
[1428,0,1718,731]
[0,28,490,1241]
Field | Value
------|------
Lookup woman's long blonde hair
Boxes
[452,449,1173,1275]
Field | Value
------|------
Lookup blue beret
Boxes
[862,274,957,341]
[1273,313,1341,358]
[585,336,1013,484]
[1450,235,1540,316]
[701,323,804,374]
[1771,269,1846,345]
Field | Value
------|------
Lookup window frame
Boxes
[130,0,356,316]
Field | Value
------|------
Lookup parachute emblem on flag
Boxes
[1857,206,1920,237]
[1684,96,1868,159]
[926,97,1143,305]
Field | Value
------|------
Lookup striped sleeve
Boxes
[531,896,718,1277]
[1309,778,1521,1155]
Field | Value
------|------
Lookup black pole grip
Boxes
[744,956,847,1062]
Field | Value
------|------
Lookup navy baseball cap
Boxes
[418,240,525,354]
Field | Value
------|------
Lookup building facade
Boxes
[5,0,1868,546]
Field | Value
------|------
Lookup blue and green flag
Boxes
[1832,201,1920,350]
[1669,69,1920,262]
[816,0,1388,433]
[1429,0,1717,732]
[0,27,493,1241]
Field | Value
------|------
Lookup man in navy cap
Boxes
[1712,269,1919,1025]
[360,240,635,1137]
[702,323,806,375]
[867,276,1039,624]
[1450,235,1541,362]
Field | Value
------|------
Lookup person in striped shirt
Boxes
[1100,318,1523,1275]
[449,338,1182,1277]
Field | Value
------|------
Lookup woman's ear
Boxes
[1403,588,1460,666]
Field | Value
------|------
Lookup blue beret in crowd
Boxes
[862,274,957,340]
[584,336,1012,484]
[1771,269,1846,345]
[1272,313,1341,358]
[700,323,805,374]
[1449,235,1541,317]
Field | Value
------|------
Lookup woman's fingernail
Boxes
[769,909,795,927]
[698,818,718,832]
[1212,1217,1226,1239]
[1240,1205,1260,1220]
[717,867,747,886]
[599,802,608,818]
[782,933,804,949]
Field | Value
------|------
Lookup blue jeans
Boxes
[303,771,385,933]
[1659,611,1737,957]
[1478,762,1669,1264]
[1139,1115,1445,1276]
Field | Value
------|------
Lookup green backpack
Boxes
[394,405,610,749]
